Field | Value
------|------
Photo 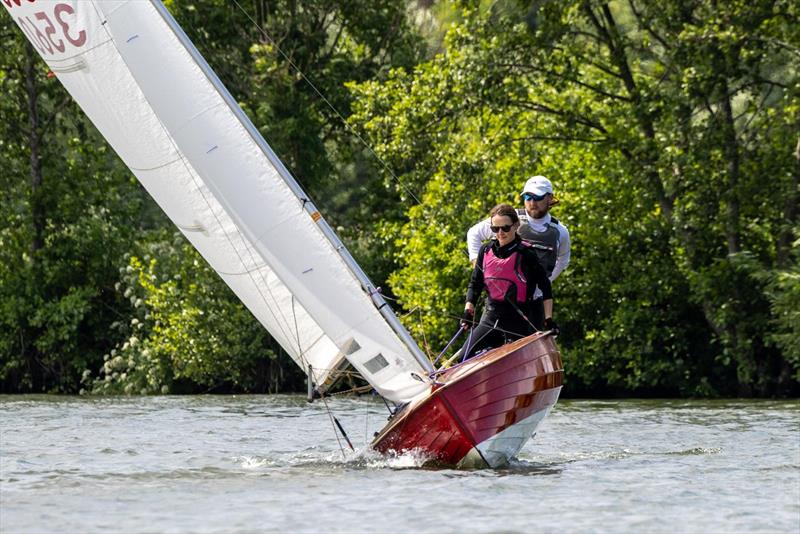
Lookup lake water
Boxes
[1,396,798,533]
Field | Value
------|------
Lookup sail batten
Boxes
[5,0,433,402]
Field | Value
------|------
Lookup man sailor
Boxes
[466,175,570,330]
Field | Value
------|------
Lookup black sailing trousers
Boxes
[459,302,535,361]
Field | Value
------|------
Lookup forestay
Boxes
[4,0,433,402]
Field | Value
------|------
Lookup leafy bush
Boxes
[85,233,303,395]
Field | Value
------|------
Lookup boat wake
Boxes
[232,447,436,471]
[235,456,274,469]
[664,447,722,456]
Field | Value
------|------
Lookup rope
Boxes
[364,397,370,447]
[432,326,465,367]
[325,384,373,397]
[417,307,434,359]
[461,323,477,363]
[292,293,349,457]
[224,3,552,397]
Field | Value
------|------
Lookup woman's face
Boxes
[490,215,518,246]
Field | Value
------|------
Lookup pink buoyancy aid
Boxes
[482,242,529,304]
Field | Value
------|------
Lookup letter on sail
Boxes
[4,0,433,402]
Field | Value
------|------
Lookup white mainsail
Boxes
[5,0,433,402]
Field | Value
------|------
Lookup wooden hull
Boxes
[372,332,563,468]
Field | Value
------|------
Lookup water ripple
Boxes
[1,395,797,534]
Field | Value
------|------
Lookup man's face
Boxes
[523,193,550,219]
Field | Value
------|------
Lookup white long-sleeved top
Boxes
[467,212,571,298]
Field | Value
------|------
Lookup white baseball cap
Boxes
[521,175,553,197]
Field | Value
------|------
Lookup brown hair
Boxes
[489,203,519,223]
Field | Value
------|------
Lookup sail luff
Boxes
[146,0,433,375]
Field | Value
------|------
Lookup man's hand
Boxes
[543,317,560,336]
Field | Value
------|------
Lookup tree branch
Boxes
[584,2,675,225]
[505,98,609,134]
[507,134,609,144]
[493,61,632,102]
[627,0,671,52]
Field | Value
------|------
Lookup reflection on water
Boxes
[1,396,798,533]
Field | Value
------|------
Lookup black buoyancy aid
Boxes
[481,241,531,304]
[516,208,560,276]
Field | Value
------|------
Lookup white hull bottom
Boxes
[457,406,553,468]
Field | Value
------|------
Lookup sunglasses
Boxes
[490,224,514,233]
[522,192,548,202]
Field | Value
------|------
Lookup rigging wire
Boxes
[227,0,438,373]
[228,0,485,354]
[292,299,351,457]
[308,365,348,459]
[229,0,423,206]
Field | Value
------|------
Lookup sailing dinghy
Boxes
[5,0,563,468]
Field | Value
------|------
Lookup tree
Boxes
[0,18,157,392]
[349,0,799,395]
[1,1,429,393]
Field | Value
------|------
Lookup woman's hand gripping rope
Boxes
[460,303,476,330]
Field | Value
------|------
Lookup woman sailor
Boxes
[459,203,557,360]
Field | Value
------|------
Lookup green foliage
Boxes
[1,1,426,394]
[167,0,427,289]
[0,20,153,391]
[86,233,300,395]
[2,0,797,397]
[350,0,800,396]
[760,237,800,384]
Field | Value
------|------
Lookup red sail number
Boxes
[36,11,64,53]
[14,3,86,56]
[3,0,36,9]
[53,3,86,47]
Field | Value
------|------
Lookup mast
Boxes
[149,1,433,374]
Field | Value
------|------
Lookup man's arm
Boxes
[467,218,493,264]
[522,248,552,301]
[550,223,571,282]
[542,298,553,321]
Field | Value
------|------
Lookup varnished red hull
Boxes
[372,332,563,468]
